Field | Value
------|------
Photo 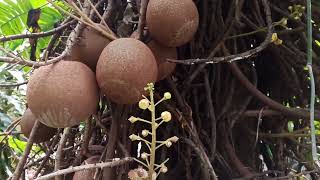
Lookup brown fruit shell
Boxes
[27,60,99,128]
[148,41,177,80]
[130,31,177,81]
[72,156,101,180]
[146,0,199,47]
[69,23,114,71]
[96,38,158,104]
[20,109,57,143]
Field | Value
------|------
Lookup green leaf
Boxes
[5,136,27,155]
[30,0,48,8]
[0,0,64,59]
[22,66,31,73]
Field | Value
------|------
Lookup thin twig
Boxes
[48,0,116,41]
[11,120,40,180]
[306,0,318,163]
[102,0,115,22]
[0,131,21,136]
[0,118,21,146]
[103,104,122,179]
[85,0,108,27]
[137,0,149,40]
[203,72,217,158]
[0,21,74,43]
[182,138,218,180]
[0,51,66,67]
[36,157,133,180]
[0,81,28,88]
[55,128,71,180]
[33,129,62,177]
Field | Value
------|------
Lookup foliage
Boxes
[0,0,63,57]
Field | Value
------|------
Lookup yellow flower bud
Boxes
[139,99,150,110]
[142,129,149,137]
[128,116,138,123]
[166,141,172,148]
[141,152,148,160]
[163,92,172,100]
[161,111,172,122]
[129,134,139,141]
[281,18,288,26]
[171,136,179,143]
[271,33,278,42]
[160,165,168,173]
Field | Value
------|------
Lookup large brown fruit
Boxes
[20,109,57,143]
[69,23,114,71]
[148,41,177,80]
[72,156,100,180]
[146,0,199,47]
[27,61,99,128]
[96,38,158,104]
[130,31,177,81]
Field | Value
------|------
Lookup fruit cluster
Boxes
[20,0,199,145]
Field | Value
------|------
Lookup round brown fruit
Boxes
[96,38,158,104]
[148,41,177,81]
[146,0,199,47]
[69,23,115,71]
[130,32,177,81]
[20,109,57,143]
[27,61,99,128]
[72,156,100,180]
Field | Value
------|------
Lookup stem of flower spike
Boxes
[148,84,156,179]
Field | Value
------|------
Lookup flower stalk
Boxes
[128,83,178,180]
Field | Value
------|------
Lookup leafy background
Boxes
[0,0,64,178]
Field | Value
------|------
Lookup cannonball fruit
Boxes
[148,41,177,80]
[130,31,177,81]
[146,0,199,47]
[20,109,57,143]
[27,61,99,128]
[69,23,114,71]
[96,38,158,104]
[72,156,100,180]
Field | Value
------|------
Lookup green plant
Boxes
[128,83,178,180]
[0,0,64,58]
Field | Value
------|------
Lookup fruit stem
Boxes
[148,85,156,179]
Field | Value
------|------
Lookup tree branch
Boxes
[11,120,40,180]
[55,128,71,180]
[0,21,74,43]
[137,0,149,40]
[36,157,133,180]
[0,52,66,67]
[0,81,28,88]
